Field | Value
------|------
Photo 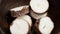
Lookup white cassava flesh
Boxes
[39,17,54,34]
[30,0,49,13]
[10,19,29,34]
[10,15,32,34]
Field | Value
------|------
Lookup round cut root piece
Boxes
[39,16,54,34]
[30,0,49,13]
[10,19,29,34]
